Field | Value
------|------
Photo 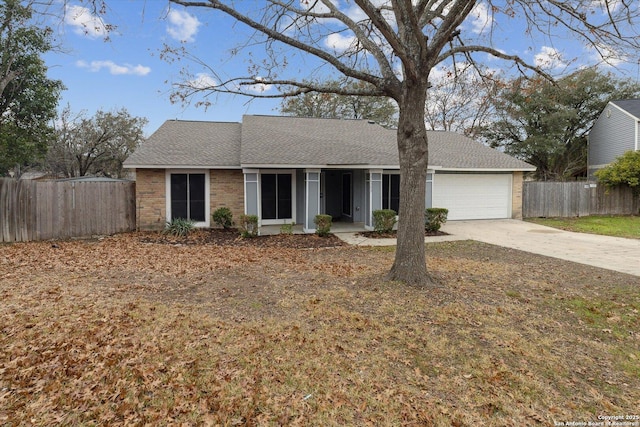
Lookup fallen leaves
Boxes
[1,233,640,425]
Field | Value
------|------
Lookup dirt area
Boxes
[1,231,639,425]
[139,228,345,249]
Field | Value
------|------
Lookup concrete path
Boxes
[335,219,640,277]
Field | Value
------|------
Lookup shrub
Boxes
[372,209,397,233]
[212,207,234,229]
[238,214,259,238]
[314,214,332,237]
[280,222,293,235]
[595,150,640,191]
[163,217,195,237]
[425,207,449,232]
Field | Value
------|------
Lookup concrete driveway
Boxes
[337,219,640,277]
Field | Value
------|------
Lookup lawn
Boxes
[1,231,639,426]
[527,215,640,239]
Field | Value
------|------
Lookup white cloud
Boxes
[534,46,567,70]
[588,43,627,67]
[325,33,357,51]
[76,60,151,76]
[65,5,109,38]
[343,2,396,27]
[187,73,218,90]
[588,0,624,13]
[167,9,201,42]
[245,77,273,94]
[468,2,492,35]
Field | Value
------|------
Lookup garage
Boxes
[433,173,512,220]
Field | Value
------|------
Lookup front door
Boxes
[342,172,352,218]
[261,173,292,221]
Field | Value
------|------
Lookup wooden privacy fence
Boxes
[523,181,639,218]
[0,179,136,242]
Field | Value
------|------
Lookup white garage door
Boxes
[433,174,512,220]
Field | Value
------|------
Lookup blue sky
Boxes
[42,1,640,136]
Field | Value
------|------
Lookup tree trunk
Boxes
[388,79,434,286]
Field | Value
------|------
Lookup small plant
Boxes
[314,214,332,237]
[425,207,449,232]
[238,214,259,238]
[212,207,234,229]
[163,217,195,237]
[280,222,293,235]
[372,209,397,233]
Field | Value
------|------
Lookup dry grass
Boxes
[1,234,639,426]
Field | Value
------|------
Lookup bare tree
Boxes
[424,63,501,138]
[168,0,640,286]
[47,106,147,178]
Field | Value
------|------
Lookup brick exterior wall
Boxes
[511,171,524,219]
[210,169,245,223]
[135,169,166,230]
[134,168,245,230]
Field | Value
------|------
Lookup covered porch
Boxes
[244,168,410,233]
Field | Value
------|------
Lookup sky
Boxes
[41,1,640,136]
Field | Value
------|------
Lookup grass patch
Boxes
[526,215,640,239]
[1,235,639,425]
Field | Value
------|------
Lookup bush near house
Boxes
[314,214,332,237]
[163,218,195,237]
[280,222,293,235]
[212,207,234,229]
[238,214,259,238]
[425,208,449,232]
[595,150,640,191]
[372,209,397,233]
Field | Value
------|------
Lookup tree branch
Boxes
[170,0,392,92]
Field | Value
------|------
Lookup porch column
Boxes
[425,172,433,209]
[304,169,321,233]
[243,169,259,219]
[365,169,383,230]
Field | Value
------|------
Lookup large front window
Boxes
[261,173,292,220]
[170,173,206,222]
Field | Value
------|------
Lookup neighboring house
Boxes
[123,115,535,232]
[17,171,54,180]
[588,99,640,177]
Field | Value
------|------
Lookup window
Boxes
[169,173,206,222]
[261,173,292,220]
[382,174,400,213]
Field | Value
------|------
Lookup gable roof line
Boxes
[609,100,640,121]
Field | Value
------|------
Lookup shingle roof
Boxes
[611,99,640,119]
[125,115,534,171]
[124,120,241,168]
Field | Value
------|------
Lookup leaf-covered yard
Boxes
[1,232,639,426]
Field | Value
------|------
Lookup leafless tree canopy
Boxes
[168,0,640,102]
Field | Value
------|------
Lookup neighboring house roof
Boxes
[125,115,535,171]
[610,99,640,119]
[18,171,51,180]
[56,176,133,182]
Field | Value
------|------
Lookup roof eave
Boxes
[437,167,537,172]
[124,164,242,170]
